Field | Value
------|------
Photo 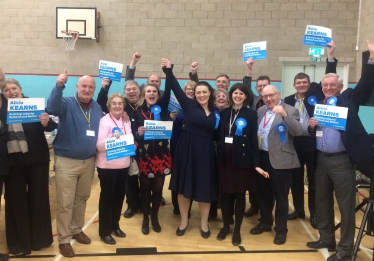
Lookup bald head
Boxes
[76,75,96,103]
[262,85,280,109]
[147,74,161,88]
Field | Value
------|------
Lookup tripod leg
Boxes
[351,201,373,261]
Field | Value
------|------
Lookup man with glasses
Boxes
[306,40,374,261]
[284,41,337,229]
[250,85,303,245]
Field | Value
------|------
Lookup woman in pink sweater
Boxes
[96,93,133,245]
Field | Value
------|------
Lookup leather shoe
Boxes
[232,231,241,246]
[151,218,161,233]
[250,223,272,235]
[101,235,116,245]
[141,220,150,235]
[287,210,305,220]
[310,215,318,229]
[59,243,75,258]
[327,251,351,261]
[306,240,336,251]
[201,228,210,239]
[274,233,287,245]
[176,222,189,236]
[72,231,91,244]
[244,205,259,217]
[216,227,230,241]
[124,208,136,218]
[0,253,8,261]
[112,229,126,237]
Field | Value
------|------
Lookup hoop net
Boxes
[61,30,79,51]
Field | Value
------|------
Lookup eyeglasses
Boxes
[216,95,227,99]
[185,87,194,91]
[110,102,124,106]
[262,92,279,100]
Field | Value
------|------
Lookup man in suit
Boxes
[284,41,337,229]
[250,85,303,245]
[306,40,374,261]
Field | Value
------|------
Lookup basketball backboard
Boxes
[56,7,97,40]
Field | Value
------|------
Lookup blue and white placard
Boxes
[303,25,332,47]
[99,60,124,82]
[105,134,135,161]
[167,95,183,114]
[6,98,45,124]
[313,104,348,130]
[243,41,267,61]
[144,120,173,140]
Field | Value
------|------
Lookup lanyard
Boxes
[141,109,152,120]
[74,95,91,128]
[228,108,240,136]
[109,113,126,135]
[126,99,137,111]
[263,111,274,129]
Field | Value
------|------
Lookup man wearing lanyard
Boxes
[250,85,303,245]
[284,41,337,229]
[306,40,374,261]
[47,70,103,258]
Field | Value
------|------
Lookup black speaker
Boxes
[362,50,374,106]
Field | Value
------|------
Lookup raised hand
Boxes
[101,77,111,89]
[246,58,254,77]
[39,113,50,127]
[367,40,374,58]
[161,58,172,68]
[190,61,199,75]
[327,40,336,60]
[131,52,141,67]
[56,69,68,87]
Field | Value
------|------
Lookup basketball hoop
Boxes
[61,30,79,51]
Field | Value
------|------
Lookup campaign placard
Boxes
[243,41,267,61]
[303,25,332,47]
[167,95,183,114]
[313,104,348,130]
[99,60,124,82]
[6,98,45,124]
[105,134,136,161]
[144,120,173,140]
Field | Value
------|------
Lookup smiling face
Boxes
[231,89,247,108]
[215,90,228,110]
[195,85,211,107]
[262,85,280,110]
[124,83,140,104]
[144,85,159,107]
[322,76,343,99]
[293,77,310,96]
[184,85,195,99]
[2,83,22,99]
[109,96,125,119]
[215,76,230,90]
[256,79,270,96]
[76,76,96,103]
[147,75,161,88]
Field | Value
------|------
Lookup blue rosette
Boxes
[112,127,123,135]
[214,110,220,130]
[327,96,337,106]
[275,123,287,143]
[235,118,247,136]
[307,96,317,106]
[151,105,161,120]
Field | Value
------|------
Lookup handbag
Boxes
[128,157,139,176]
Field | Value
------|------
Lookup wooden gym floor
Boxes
[0,151,373,261]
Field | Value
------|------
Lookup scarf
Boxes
[7,123,28,153]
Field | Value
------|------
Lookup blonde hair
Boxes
[106,93,126,110]
[183,81,196,93]
[136,84,161,107]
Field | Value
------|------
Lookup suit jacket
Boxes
[308,61,374,162]
[217,106,260,169]
[257,101,303,169]
[284,58,338,118]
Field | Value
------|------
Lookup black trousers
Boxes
[5,163,53,255]
[97,167,128,237]
[256,151,292,234]
[248,191,258,208]
[125,174,140,210]
[220,191,245,231]
[140,175,165,220]
[290,137,316,214]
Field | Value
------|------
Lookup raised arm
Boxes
[243,58,255,108]
[326,40,337,74]
[125,53,141,81]
[47,69,68,116]
[96,78,112,114]
[162,59,194,110]
[189,61,199,83]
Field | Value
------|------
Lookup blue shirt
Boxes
[258,107,276,151]
[316,126,346,153]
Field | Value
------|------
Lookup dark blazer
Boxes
[308,61,374,162]
[0,94,9,176]
[216,106,260,169]
[284,58,338,118]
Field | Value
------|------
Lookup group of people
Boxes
[0,39,373,261]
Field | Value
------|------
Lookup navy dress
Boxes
[164,67,218,203]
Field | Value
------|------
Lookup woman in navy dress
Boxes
[162,58,218,239]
